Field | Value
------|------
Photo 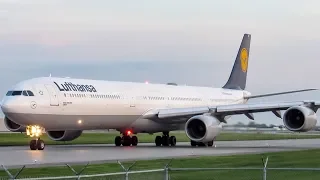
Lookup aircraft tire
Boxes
[155,136,162,146]
[190,140,197,147]
[122,136,132,146]
[169,136,176,146]
[115,136,122,146]
[162,136,169,146]
[37,140,45,150]
[131,136,138,146]
[207,140,213,147]
[30,140,37,150]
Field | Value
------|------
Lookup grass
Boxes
[0,131,320,146]
[2,149,320,179]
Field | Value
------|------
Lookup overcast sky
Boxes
[1,0,320,125]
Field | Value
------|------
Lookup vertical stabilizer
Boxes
[222,34,251,90]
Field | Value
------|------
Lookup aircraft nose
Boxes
[1,99,18,113]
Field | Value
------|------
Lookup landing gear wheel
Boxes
[115,136,122,146]
[131,136,138,146]
[161,135,169,146]
[122,136,132,146]
[190,140,208,147]
[155,136,162,146]
[190,140,197,147]
[207,140,213,147]
[37,139,45,150]
[169,136,176,146]
[29,139,45,150]
[155,132,177,147]
[30,140,37,150]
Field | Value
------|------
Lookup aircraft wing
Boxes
[142,101,320,123]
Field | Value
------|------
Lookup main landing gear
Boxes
[154,131,176,147]
[190,138,215,147]
[26,125,46,151]
[114,130,138,146]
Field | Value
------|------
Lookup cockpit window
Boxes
[22,91,28,96]
[27,90,34,96]
[11,91,22,96]
[6,91,13,96]
[6,90,35,96]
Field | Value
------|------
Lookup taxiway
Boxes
[1,139,320,168]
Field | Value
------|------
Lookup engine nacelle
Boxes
[283,106,317,132]
[185,115,222,143]
[47,130,83,141]
[4,116,25,132]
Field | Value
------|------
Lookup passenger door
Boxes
[130,96,136,108]
[44,84,59,106]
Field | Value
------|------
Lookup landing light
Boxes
[78,120,82,124]
[26,125,44,138]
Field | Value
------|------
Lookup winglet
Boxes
[223,34,251,90]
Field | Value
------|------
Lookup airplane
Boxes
[1,33,320,151]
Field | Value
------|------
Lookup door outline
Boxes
[130,96,135,107]
[45,84,59,106]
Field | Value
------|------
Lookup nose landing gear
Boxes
[26,125,45,151]
[30,138,45,150]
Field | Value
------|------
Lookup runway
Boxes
[1,139,320,168]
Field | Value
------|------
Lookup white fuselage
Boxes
[1,77,249,133]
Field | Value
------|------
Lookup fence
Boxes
[1,157,320,180]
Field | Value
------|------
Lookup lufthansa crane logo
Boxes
[240,48,248,72]
[30,101,37,109]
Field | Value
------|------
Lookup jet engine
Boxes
[4,116,25,132]
[283,106,317,132]
[185,115,222,143]
[47,130,83,141]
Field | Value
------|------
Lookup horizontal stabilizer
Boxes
[244,89,318,100]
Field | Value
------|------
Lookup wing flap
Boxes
[215,101,307,115]
[142,107,211,119]
[158,107,211,118]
